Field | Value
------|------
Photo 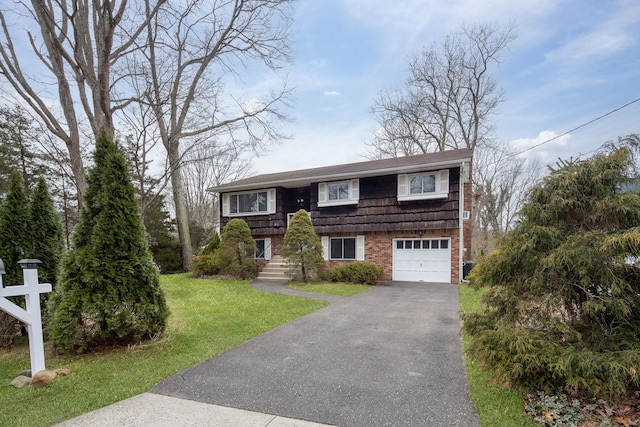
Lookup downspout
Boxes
[459,162,467,283]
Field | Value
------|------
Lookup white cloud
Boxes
[242,98,267,114]
[508,131,572,163]
[323,90,341,97]
[545,3,640,64]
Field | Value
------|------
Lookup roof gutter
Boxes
[208,156,473,193]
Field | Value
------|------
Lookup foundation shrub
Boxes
[324,262,383,285]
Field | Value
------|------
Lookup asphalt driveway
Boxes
[152,281,480,427]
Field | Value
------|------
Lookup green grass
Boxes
[289,281,372,296]
[459,284,538,427]
[0,274,328,427]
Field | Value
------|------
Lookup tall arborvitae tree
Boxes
[48,132,169,354]
[282,209,324,282]
[0,171,31,347]
[0,170,31,285]
[30,177,65,295]
[464,138,640,395]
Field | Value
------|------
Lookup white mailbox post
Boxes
[0,259,52,374]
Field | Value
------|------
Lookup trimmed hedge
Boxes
[324,262,383,285]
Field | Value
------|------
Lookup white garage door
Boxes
[393,238,451,283]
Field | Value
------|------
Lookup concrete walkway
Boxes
[58,280,480,426]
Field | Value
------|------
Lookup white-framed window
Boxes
[318,179,359,207]
[321,235,365,261]
[397,170,449,201]
[222,189,276,217]
[254,238,272,260]
[331,237,356,260]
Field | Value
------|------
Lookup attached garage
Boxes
[392,238,452,283]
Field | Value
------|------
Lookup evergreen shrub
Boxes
[0,171,31,285]
[48,133,169,353]
[192,254,219,277]
[324,261,383,285]
[281,209,324,282]
[463,139,640,396]
[30,177,65,292]
[0,171,31,346]
[150,239,183,273]
[191,234,222,277]
[214,219,257,279]
[199,233,221,256]
[143,196,183,273]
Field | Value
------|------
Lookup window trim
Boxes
[222,188,276,217]
[330,237,357,260]
[321,235,365,261]
[397,169,449,201]
[318,179,359,207]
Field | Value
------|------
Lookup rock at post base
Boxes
[10,375,32,388]
[30,370,57,387]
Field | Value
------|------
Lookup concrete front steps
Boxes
[257,255,291,281]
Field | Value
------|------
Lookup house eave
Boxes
[208,154,472,194]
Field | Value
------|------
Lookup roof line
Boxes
[208,150,472,193]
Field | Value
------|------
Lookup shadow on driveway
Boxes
[152,281,480,427]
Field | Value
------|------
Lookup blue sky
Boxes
[252,0,640,174]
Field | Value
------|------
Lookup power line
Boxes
[512,96,640,157]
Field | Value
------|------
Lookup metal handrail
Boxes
[256,241,272,260]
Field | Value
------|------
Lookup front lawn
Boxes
[0,274,328,427]
[289,281,372,296]
[459,284,538,427]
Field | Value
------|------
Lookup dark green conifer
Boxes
[143,194,182,273]
[48,132,169,353]
[0,170,31,284]
[0,171,31,346]
[215,219,257,279]
[29,177,65,292]
[282,209,324,282]
[464,138,640,395]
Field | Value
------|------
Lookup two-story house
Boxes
[208,148,472,283]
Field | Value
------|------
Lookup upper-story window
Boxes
[329,182,349,201]
[231,191,267,214]
[410,174,436,194]
[222,189,276,217]
[398,170,449,201]
[318,179,359,207]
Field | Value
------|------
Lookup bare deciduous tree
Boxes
[366,24,530,254]
[182,141,252,251]
[368,23,515,156]
[471,144,542,256]
[0,0,165,205]
[128,0,293,269]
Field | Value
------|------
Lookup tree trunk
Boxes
[168,144,193,271]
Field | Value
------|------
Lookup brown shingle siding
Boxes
[311,170,460,234]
